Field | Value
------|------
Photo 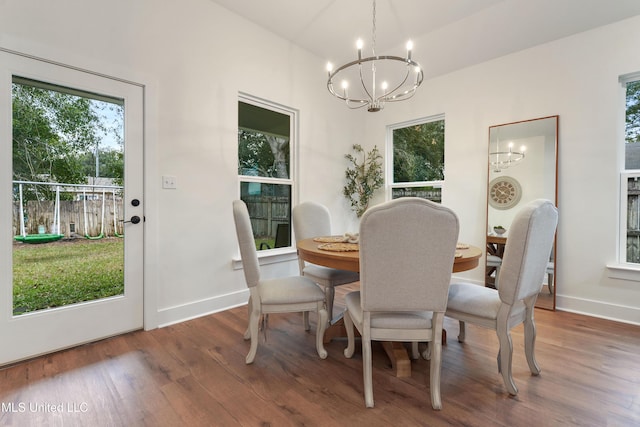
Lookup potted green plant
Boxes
[343,144,383,217]
[494,225,506,235]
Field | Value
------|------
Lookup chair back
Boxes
[498,199,558,304]
[293,201,332,241]
[359,198,459,312]
[232,200,260,288]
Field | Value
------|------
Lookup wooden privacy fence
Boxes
[392,187,442,202]
[12,198,124,239]
[627,179,640,262]
[243,196,290,239]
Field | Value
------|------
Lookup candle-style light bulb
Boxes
[341,80,349,97]
[381,81,388,93]
[356,38,363,60]
[406,40,413,60]
[326,62,333,77]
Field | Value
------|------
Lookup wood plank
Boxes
[1,283,639,426]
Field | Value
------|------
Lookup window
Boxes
[238,95,295,251]
[387,115,445,202]
[620,75,640,264]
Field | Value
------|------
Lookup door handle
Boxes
[124,215,141,224]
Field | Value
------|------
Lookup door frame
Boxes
[0,46,153,365]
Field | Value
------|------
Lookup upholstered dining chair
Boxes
[232,200,328,364]
[343,197,459,409]
[292,201,360,319]
[445,199,558,395]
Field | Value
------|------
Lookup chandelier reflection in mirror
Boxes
[490,136,526,173]
[326,0,423,112]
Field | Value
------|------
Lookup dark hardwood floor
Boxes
[1,283,639,426]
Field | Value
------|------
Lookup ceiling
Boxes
[209,0,640,79]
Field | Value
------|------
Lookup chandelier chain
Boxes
[372,0,377,57]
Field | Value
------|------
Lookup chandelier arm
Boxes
[379,66,411,103]
[386,86,419,103]
[345,100,370,110]
[327,56,423,104]
[489,150,526,171]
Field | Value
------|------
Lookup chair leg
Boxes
[362,329,374,408]
[411,342,420,359]
[243,296,252,340]
[524,308,541,376]
[429,338,443,410]
[315,303,328,359]
[303,311,310,331]
[496,323,518,395]
[457,321,466,342]
[422,342,431,360]
[325,285,335,322]
[245,307,261,364]
[343,310,356,358]
[430,314,444,410]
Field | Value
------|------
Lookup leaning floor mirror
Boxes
[486,115,558,310]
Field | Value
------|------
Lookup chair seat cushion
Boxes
[303,265,359,286]
[259,276,325,304]
[486,255,502,266]
[345,291,434,329]
[447,282,525,319]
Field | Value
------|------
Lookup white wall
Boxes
[2,1,639,326]
[362,15,640,324]
[0,0,365,328]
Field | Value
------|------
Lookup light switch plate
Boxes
[162,175,177,189]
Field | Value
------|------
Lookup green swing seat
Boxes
[14,233,64,244]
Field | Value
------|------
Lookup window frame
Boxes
[237,93,297,254]
[611,72,640,277]
[385,114,445,201]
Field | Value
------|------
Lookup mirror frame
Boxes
[486,115,558,310]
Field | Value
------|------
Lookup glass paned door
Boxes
[0,50,144,365]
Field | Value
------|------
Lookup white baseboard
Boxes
[556,294,640,326]
[156,289,249,328]
[154,282,640,330]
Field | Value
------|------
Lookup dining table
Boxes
[296,236,482,378]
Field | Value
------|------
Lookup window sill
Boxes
[232,247,298,270]
[606,263,640,282]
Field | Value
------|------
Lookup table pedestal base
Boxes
[381,342,412,377]
[324,317,448,378]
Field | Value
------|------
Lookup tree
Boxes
[12,81,124,198]
[392,120,445,183]
[78,148,124,186]
[627,80,640,144]
[238,129,290,179]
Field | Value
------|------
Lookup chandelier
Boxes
[325,0,423,112]
[490,139,526,173]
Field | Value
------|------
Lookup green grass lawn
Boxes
[12,238,124,315]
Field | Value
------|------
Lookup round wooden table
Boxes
[296,237,482,378]
[297,237,482,274]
